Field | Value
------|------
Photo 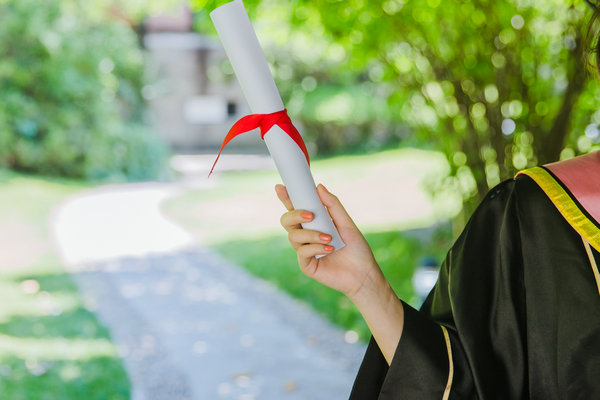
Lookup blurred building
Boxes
[141,4,264,154]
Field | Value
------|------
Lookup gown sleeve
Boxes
[349,178,529,399]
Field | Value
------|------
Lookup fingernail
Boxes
[320,234,332,242]
[324,245,334,252]
[320,184,329,193]
[301,211,313,220]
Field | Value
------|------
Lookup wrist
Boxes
[347,263,404,365]
[348,264,394,310]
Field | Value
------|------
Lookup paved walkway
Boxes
[51,179,365,400]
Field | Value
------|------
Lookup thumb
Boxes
[316,184,357,231]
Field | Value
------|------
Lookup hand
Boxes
[275,183,384,300]
[276,183,405,364]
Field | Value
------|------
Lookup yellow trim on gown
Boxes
[517,167,600,253]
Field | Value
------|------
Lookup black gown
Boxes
[349,168,600,399]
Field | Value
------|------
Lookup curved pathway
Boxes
[51,181,365,400]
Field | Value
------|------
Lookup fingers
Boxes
[316,184,357,230]
[297,243,334,261]
[277,184,354,232]
[287,228,332,249]
[275,184,294,211]
[280,209,313,232]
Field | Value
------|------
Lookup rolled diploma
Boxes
[210,0,344,254]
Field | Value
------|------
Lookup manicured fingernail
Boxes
[324,245,334,252]
[320,234,332,242]
[301,211,313,220]
[320,184,329,193]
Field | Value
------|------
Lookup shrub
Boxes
[0,0,168,180]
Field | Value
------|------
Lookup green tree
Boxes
[0,0,168,180]
[195,0,600,210]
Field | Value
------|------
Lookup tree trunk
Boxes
[536,33,586,164]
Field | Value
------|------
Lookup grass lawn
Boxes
[165,148,458,342]
[0,170,130,400]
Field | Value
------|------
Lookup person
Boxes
[274,6,600,399]
[276,148,600,400]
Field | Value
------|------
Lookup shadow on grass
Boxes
[0,271,110,339]
[0,309,109,340]
[0,269,130,400]
[212,224,453,342]
[0,356,129,400]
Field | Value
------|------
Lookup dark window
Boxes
[227,101,237,116]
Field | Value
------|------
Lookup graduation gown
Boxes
[350,151,600,400]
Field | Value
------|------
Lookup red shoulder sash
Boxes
[545,151,600,224]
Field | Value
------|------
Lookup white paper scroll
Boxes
[210,0,345,254]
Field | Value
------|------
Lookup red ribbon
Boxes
[208,109,310,177]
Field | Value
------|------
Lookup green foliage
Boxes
[302,0,600,201]
[195,0,600,205]
[0,0,168,181]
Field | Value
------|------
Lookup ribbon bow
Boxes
[208,109,310,177]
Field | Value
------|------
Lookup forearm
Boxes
[349,269,404,365]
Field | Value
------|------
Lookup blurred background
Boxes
[1,0,599,399]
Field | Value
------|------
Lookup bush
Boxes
[0,0,168,181]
